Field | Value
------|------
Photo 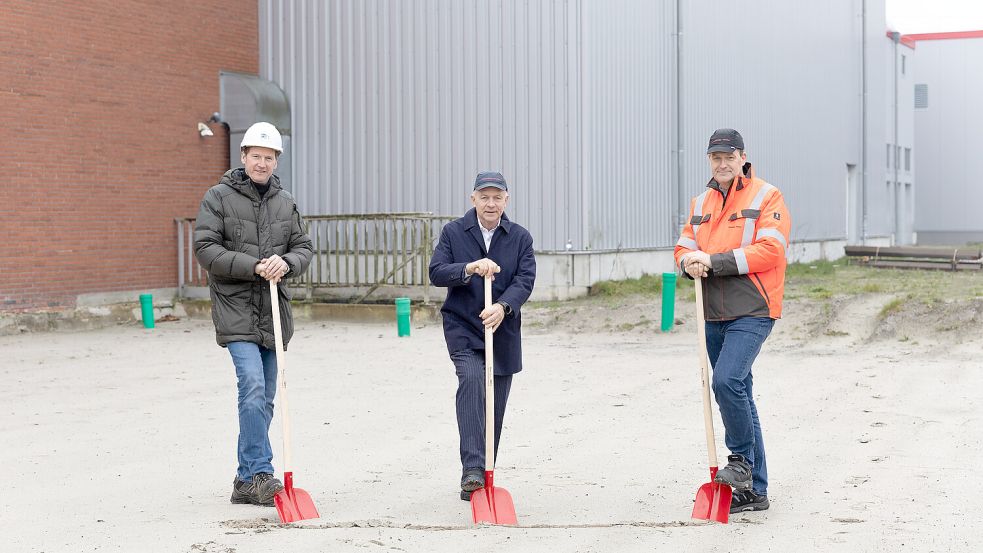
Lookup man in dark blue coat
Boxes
[429,171,536,500]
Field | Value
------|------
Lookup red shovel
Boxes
[690,276,732,523]
[470,274,518,525]
[269,279,320,523]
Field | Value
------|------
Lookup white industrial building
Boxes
[909,31,983,245]
[223,0,927,299]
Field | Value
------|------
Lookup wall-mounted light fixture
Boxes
[197,122,214,137]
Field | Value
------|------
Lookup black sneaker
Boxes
[460,469,485,501]
[252,473,284,506]
[730,490,769,513]
[231,477,255,504]
[714,454,753,491]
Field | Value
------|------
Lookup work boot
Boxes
[252,473,284,506]
[730,490,770,513]
[460,468,485,501]
[230,477,255,504]
[714,454,753,491]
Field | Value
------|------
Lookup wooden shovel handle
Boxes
[269,279,293,472]
[484,275,495,472]
[694,276,719,468]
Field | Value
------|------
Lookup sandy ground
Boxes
[4,297,982,553]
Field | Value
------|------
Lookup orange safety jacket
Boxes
[673,163,791,321]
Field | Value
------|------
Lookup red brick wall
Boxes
[0,0,257,311]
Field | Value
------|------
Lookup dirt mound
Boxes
[524,293,983,347]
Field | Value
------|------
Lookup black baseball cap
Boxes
[473,171,508,191]
[706,128,745,154]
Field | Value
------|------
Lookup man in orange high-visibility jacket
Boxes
[674,128,791,515]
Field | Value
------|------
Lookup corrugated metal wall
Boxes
[582,0,675,250]
[863,13,892,240]
[913,37,983,239]
[259,0,892,251]
[259,0,583,251]
[678,0,866,243]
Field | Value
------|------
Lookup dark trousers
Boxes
[705,316,775,497]
[451,349,512,472]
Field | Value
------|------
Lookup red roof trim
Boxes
[903,30,983,42]
[886,30,917,50]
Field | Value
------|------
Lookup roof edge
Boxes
[903,30,983,43]
[886,30,917,50]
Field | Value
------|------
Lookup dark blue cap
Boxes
[707,128,745,154]
[473,171,508,191]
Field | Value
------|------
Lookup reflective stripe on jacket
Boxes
[673,163,791,321]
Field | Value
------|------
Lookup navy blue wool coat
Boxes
[428,208,537,375]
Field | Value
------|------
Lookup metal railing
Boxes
[176,213,455,303]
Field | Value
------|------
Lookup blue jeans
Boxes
[705,317,774,496]
[228,341,278,481]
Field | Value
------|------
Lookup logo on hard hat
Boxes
[260,133,269,139]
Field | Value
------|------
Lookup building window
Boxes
[915,84,928,109]
[887,144,891,169]
[905,148,911,171]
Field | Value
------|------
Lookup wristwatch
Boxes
[496,301,513,316]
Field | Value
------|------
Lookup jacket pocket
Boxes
[209,280,253,337]
[727,209,761,222]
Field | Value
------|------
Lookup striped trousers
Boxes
[451,349,513,472]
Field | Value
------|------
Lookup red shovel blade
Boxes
[692,481,731,523]
[692,467,731,523]
[274,472,320,523]
[471,471,517,525]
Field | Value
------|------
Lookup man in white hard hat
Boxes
[194,122,313,507]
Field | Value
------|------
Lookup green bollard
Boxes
[395,297,411,337]
[661,272,676,332]
[140,293,155,329]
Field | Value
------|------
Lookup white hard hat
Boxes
[240,122,283,153]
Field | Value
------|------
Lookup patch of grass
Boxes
[786,259,841,277]
[589,273,663,297]
[809,286,833,300]
[787,261,983,303]
[617,320,649,331]
[878,297,907,319]
[825,329,849,337]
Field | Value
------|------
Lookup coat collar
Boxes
[223,168,283,202]
[706,162,755,194]
[462,207,511,253]
[462,207,512,233]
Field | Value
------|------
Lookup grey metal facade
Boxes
[581,0,675,250]
[260,0,584,251]
[913,35,983,244]
[884,34,916,244]
[259,0,896,252]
